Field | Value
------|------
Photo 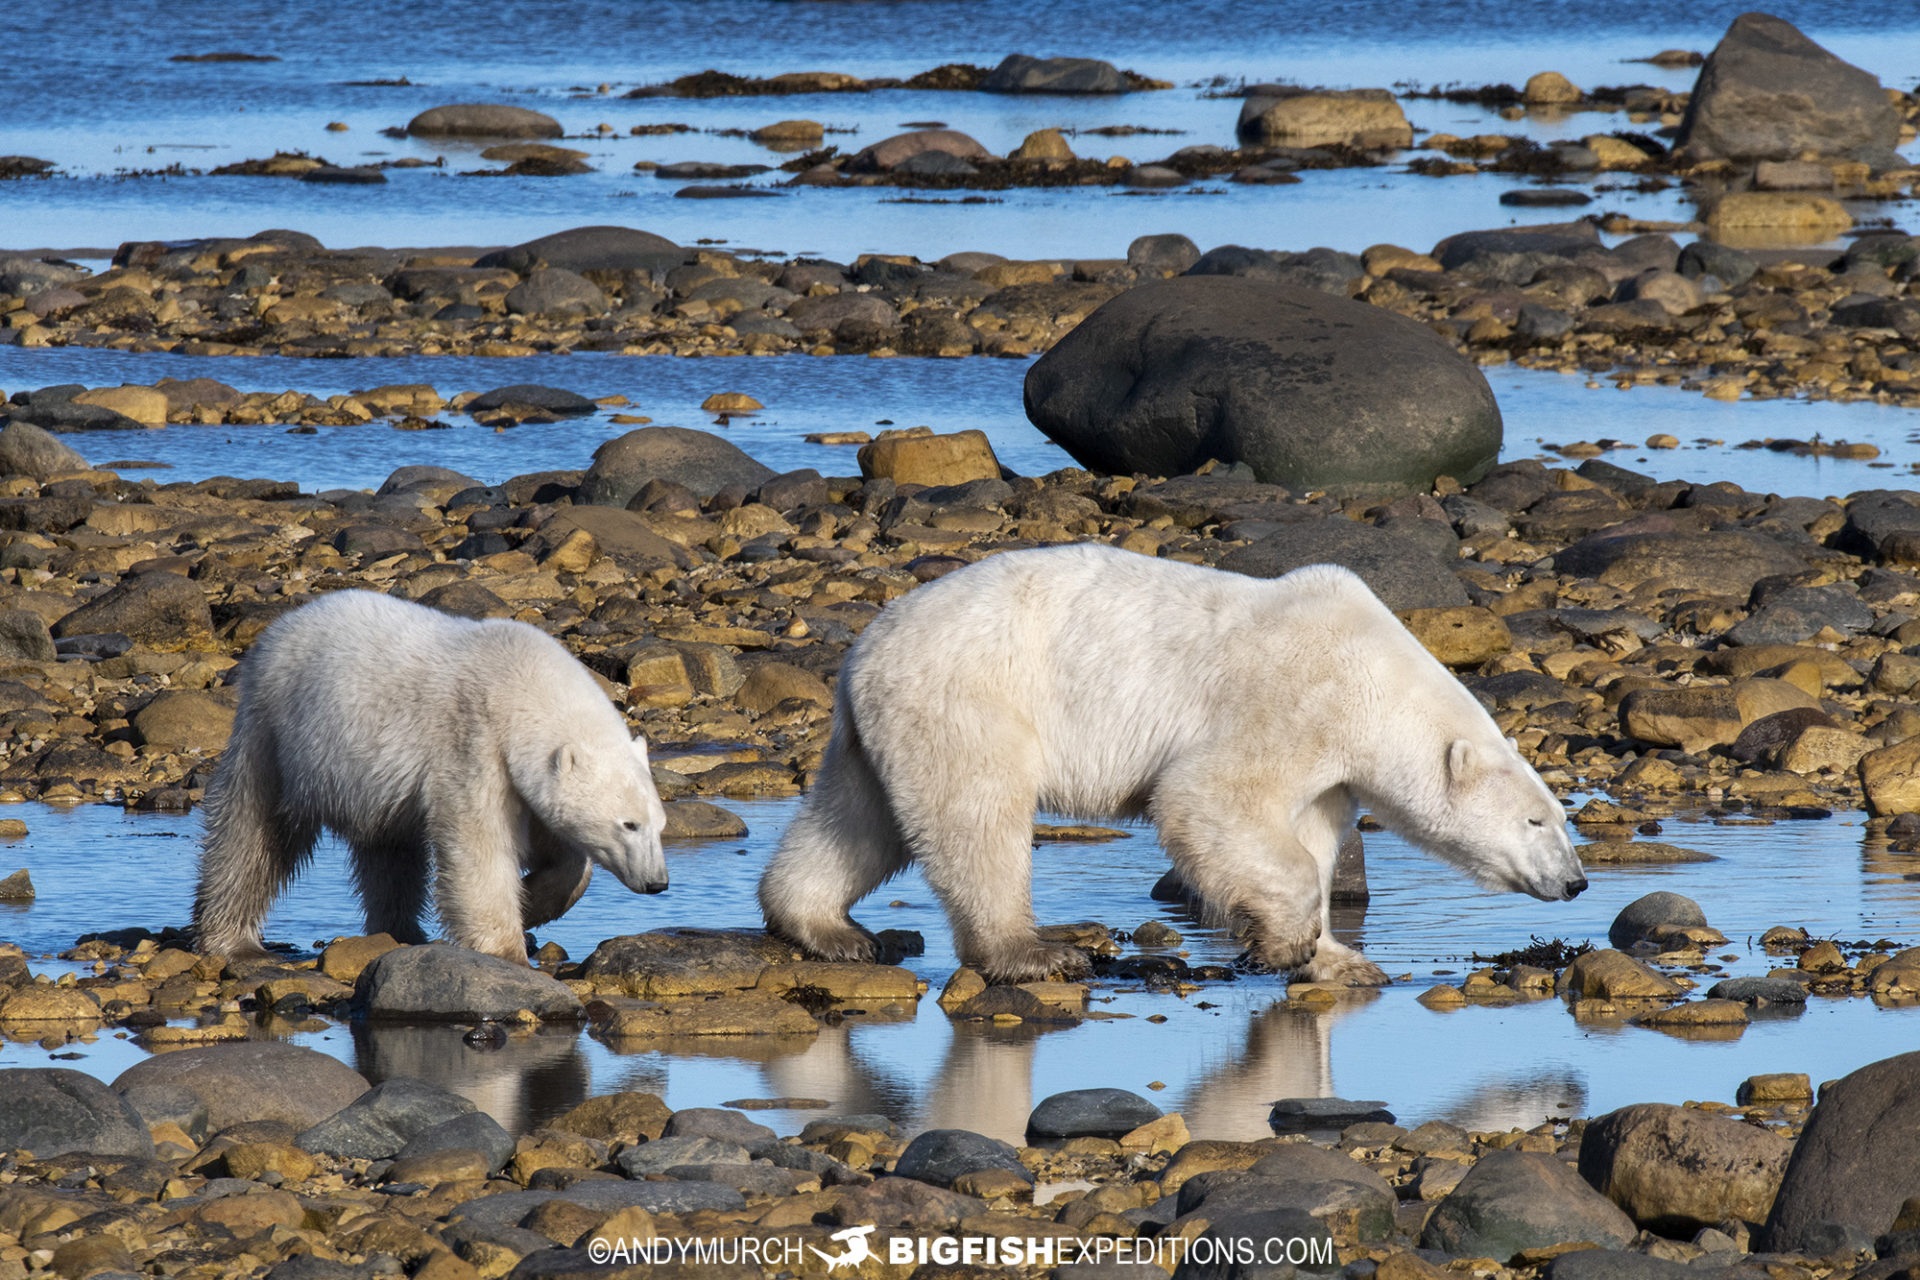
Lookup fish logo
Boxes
[810,1223,876,1271]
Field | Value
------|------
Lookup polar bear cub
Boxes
[759,544,1585,984]
[194,590,667,963]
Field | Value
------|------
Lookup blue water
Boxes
[1,797,1913,1140]
[2,2,1915,256]
[3,345,1915,496]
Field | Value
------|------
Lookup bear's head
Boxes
[545,736,669,895]
[1433,736,1587,902]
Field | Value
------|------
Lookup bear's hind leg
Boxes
[759,732,907,963]
[193,728,315,958]
[349,837,432,945]
[1153,788,1323,974]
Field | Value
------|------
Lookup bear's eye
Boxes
[1527,818,1544,828]
[622,820,639,831]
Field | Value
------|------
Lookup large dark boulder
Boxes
[0,1068,153,1158]
[1218,518,1469,611]
[473,226,681,276]
[981,54,1127,94]
[1675,13,1901,161]
[1023,275,1501,498]
[580,426,776,505]
[1764,1050,1920,1252]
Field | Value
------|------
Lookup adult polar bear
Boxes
[194,591,668,964]
[760,544,1586,984]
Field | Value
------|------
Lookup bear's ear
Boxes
[551,744,577,777]
[1447,738,1476,782]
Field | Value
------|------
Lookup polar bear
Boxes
[759,543,1585,984]
[193,590,668,964]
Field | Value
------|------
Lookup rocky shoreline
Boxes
[8,217,1920,422]
[0,934,1915,1280]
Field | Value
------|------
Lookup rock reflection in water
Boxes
[1178,997,1364,1142]
[1422,1070,1589,1133]
[351,1023,591,1134]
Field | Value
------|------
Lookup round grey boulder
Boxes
[113,1041,369,1131]
[1608,891,1709,950]
[352,944,584,1021]
[407,104,562,139]
[0,1068,154,1158]
[1127,233,1200,276]
[1023,275,1501,497]
[580,426,777,506]
[1422,1148,1635,1259]
[1218,518,1469,612]
[1027,1088,1163,1139]
[894,1128,1032,1188]
[1675,13,1900,161]
[296,1076,478,1159]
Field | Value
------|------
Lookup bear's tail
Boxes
[192,710,312,957]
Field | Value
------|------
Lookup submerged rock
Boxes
[407,103,563,139]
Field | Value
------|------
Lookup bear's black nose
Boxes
[642,879,669,895]
[1565,877,1588,899]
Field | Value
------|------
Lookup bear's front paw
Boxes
[1302,941,1390,987]
[1246,932,1319,974]
[976,940,1091,985]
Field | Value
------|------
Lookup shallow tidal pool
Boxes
[0,796,1915,1144]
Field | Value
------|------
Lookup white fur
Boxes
[194,590,667,963]
[759,544,1584,984]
